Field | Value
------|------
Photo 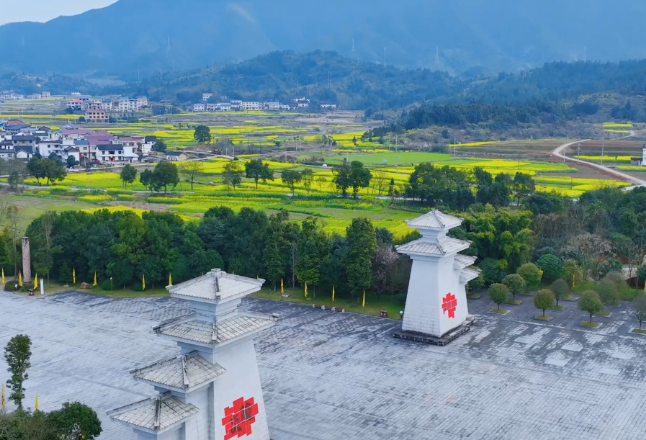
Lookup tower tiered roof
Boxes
[108,392,199,434]
[397,210,480,282]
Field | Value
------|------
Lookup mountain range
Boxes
[2,0,646,76]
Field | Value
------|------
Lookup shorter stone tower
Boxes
[108,269,275,440]
[395,210,480,345]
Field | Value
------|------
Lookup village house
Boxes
[241,101,261,111]
[97,144,125,163]
[202,93,213,101]
[137,96,149,108]
[165,151,188,162]
[193,103,206,112]
[42,91,51,98]
[264,102,280,111]
[85,109,110,122]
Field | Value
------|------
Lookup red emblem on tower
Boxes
[442,293,457,318]
[222,397,259,439]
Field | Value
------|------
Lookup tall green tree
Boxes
[332,159,352,197]
[179,161,205,190]
[244,160,274,189]
[26,211,60,280]
[4,334,32,410]
[349,160,372,198]
[153,161,180,194]
[194,125,212,144]
[344,218,377,300]
[222,161,243,191]
[301,168,314,193]
[296,217,330,296]
[281,170,302,195]
[26,157,47,186]
[120,164,138,189]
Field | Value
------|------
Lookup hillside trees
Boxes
[345,218,377,300]
[139,161,179,193]
[26,157,67,186]
[281,169,302,195]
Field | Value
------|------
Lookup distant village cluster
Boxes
[66,94,150,122]
[192,94,337,112]
[0,118,162,165]
[0,91,51,100]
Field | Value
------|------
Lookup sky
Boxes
[0,0,118,26]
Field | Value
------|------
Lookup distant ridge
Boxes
[2,0,646,75]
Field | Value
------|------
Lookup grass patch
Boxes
[581,321,601,328]
[534,314,553,321]
[490,308,508,314]
[631,328,646,335]
[597,310,611,317]
[506,299,523,305]
[467,293,482,299]
[550,304,566,311]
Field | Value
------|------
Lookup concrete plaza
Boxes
[0,290,645,439]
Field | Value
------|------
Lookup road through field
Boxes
[551,138,646,187]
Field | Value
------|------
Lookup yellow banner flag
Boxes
[280,279,284,294]
[93,272,97,287]
[169,273,173,286]
[332,285,335,302]
[142,274,146,291]
[1,385,5,408]
[35,396,39,411]
[34,274,38,290]
[362,290,366,308]
[18,271,22,287]
[1,268,4,284]
[73,268,76,284]
[304,283,308,298]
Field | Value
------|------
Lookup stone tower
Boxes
[21,237,31,284]
[395,210,480,344]
[108,269,275,440]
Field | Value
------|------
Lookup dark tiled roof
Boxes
[97,144,123,151]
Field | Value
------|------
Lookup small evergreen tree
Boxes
[4,334,32,409]
[534,289,555,316]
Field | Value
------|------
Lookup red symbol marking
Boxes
[222,397,259,439]
[442,293,457,318]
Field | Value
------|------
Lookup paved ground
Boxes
[1,290,646,439]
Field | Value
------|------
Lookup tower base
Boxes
[394,316,475,346]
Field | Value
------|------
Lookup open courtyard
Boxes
[0,290,645,439]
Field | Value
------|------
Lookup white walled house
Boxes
[241,101,261,111]
[193,103,206,112]
[202,93,213,101]
[97,144,125,163]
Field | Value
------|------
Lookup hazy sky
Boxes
[0,0,118,26]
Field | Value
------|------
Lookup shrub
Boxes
[534,289,555,316]
[4,282,18,291]
[517,263,542,287]
[595,278,619,306]
[117,194,135,201]
[480,258,508,285]
[563,259,584,288]
[536,254,563,283]
[489,283,509,310]
[598,258,623,279]
[100,279,112,291]
[579,290,604,323]
[502,274,526,301]
[550,279,570,305]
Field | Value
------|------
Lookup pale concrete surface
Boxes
[1,290,646,439]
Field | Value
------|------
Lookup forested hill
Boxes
[112,54,646,112]
[2,0,646,75]
[109,51,462,111]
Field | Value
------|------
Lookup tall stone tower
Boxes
[21,237,31,284]
[109,269,275,440]
[395,210,480,345]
